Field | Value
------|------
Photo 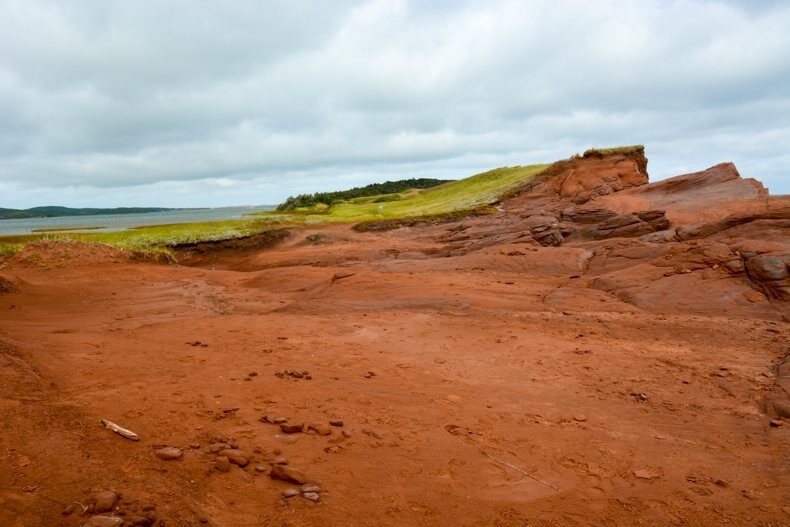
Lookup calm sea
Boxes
[0,205,275,235]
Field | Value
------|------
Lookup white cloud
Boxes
[0,0,788,208]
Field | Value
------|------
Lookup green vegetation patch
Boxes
[583,145,644,157]
[276,178,451,211]
[261,164,548,225]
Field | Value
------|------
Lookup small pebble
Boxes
[282,488,300,499]
[219,448,249,467]
[248,372,258,377]
[303,492,320,502]
[155,447,183,461]
[301,484,321,493]
[209,442,231,454]
[273,457,288,465]
[307,423,332,436]
[270,464,307,484]
[274,417,288,424]
[329,420,344,427]
[254,465,266,473]
[85,516,123,527]
[62,504,76,516]
[214,456,231,473]
[189,443,201,449]
[280,423,304,434]
[93,491,119,513]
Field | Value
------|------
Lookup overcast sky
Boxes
[0,0,788,208]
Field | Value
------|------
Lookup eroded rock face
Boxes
[548,150,649,204]
[422,148,790,320]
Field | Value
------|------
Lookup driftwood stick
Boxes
[482,451,559,491]
[99,419,139,441]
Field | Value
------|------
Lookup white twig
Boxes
[99,419,139,441]
[482,451,559,492]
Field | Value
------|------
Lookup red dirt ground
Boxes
[1,150,788,526]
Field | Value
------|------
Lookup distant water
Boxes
[0,205,275,236]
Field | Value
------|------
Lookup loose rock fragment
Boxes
[93,491,118,513]
[214,456,231,472]
[155,447,183,460]
[269,464,308,484]
[307,423,332,436]
[62,504,76,516]
[84,516,123,527]
[273,457,288,465]
[280,423,304,434]
[282,488,300,499]
[209,442,231,453]
[301,484,321,494]
[329,420,344,427]
[219,449,249,466]
[303,492,320,502]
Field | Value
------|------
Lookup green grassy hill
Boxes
[261,163,548,223]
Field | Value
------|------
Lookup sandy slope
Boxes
[0,151,788,526]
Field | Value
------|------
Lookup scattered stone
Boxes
[155,447,183,461]
[273,448,282,455]
[142,505,156,512]
[127,516,153,526]
[769,419,783,428]
[259,415,275,424]
[187,341,208,347]
[189,443,201,449]
[273,457,288,465]
[301,484,321,494]
[275,370,312,380]
[307,423,332,436]
[281,488,300,499]
[303,492,320,502]
[254,465,266,473]
[248,372,258,377]
[364,371,376,379]
[93,491,119,513]
[219,448,249,467]
[209,442,231,453]
[715,479,729,488]
[222,407,239,414]
[62,504,76,516]
[274,417,288,424]
[280,423,304,434]
[573,415,588,422]
[269,464,308,484]
[214,456,231,472]
[84,516,123,527]
[329,420,344,427]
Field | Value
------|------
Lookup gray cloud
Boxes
[0,0,788,208]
